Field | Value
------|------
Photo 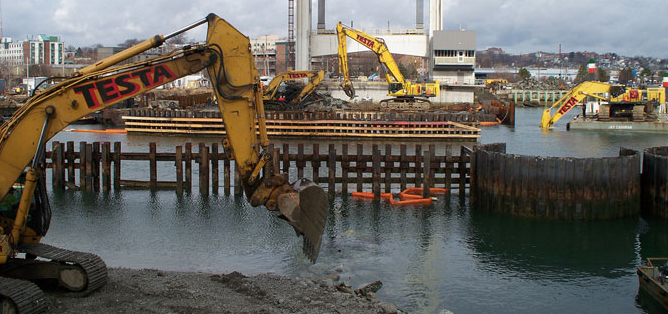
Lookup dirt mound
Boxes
[46,268,402,313]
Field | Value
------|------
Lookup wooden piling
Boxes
[67,141,75,186]
[384,144,392,193]
[312,144,320,184]
[197,143,208,196]
[85,143,93,192]
[223,147,231,195]
[342,144,349,193]
[52,142,64,189]
[175,146,183,196]
[113,142,121,189]
[400,145,407,192]
[93,142,100,191]
[328,144,336,199]
[102,142,111,191]
[185,143,192,193]
[149,142,157,190]
[79,142,87,190]
[372,144,380,200]
[422,149,431,198]
[211,143,219,194]
[356,144,363,192]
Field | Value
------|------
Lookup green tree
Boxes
[518,68,531,79]
[575,64,588,83]
[597,68,609,82]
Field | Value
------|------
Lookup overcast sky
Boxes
[3,0,667,58]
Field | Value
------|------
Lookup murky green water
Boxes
[44,107,668,313]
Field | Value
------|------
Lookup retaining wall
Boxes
[642,147,668,218]
[472,143,640,220]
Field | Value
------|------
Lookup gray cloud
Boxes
[3,0,666,58]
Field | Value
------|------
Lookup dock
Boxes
[122,109,481,140]
[567,116,668,132]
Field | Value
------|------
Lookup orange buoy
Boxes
[351,187,443,206]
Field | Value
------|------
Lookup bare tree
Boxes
[118,38,143,49]
[167,33,194,45]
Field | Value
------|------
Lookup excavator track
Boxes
[0,276,48,313]
[18,243,107,296]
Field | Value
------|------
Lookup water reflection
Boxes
[467,210,638,279]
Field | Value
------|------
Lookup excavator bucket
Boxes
[276,179,329,263]
[539,109,553,128]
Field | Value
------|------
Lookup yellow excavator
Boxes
[0,13,329,313]
[540,81,666,128]
[263,70,325,107]
[336,22,440,109]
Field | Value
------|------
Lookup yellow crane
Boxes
[540,81,666,128]
[0,14,329,312]
[336,22,439,109]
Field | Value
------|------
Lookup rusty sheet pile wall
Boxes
[472,143,640,220]
[642,147,668,218]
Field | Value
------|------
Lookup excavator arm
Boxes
[335,22,439,102]
[336,22,404,99]
[262,70,324,104]
[292,70,324,104]
[539,81,615,128]
[0,13,327,279]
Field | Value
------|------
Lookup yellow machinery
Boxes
[0,14,329,312]
[336,22,440,109]
[540,81,666,128]
[263,70,325,105]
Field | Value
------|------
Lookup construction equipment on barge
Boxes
[540,81,666,129]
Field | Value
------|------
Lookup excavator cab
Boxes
[388,82,403,94]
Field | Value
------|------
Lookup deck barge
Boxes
[122,109,481,140]
[567,114,668,132]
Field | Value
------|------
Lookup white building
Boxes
[0,35,65,66]
[251,35,280,76]
[431,30,476,85]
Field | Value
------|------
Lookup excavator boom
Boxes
[262,70,324,104]
[0,13,329,313]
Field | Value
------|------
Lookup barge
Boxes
[636,258,668,310]
[567,115,668,132]
[121,109,481,140]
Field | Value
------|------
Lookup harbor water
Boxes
[44,107,668,313]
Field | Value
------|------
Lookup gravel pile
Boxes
[46,268,403,314]
[514,77,567,90]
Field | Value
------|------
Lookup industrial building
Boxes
[255,0,477,103]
